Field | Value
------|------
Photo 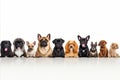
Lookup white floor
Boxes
[0,58,120,80]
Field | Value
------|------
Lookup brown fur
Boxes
[108,43,119,57]
[98,40,108,57]
[35,34,52,57]
[65,40,78,58]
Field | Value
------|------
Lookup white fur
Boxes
[26,50,36,57]
[15,48,23,57]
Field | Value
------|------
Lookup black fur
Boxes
[52,38,65,57]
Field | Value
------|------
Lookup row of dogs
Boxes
[0,34,119,58]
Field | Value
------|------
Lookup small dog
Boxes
[65,40,78,58]
[98,40,108,57]
[26,41,36,57]
[89,42,98,57]
[36,34,52,57]
[77,35,90,57]
[13,38,26,57]
[108,43,119,57]
[0,40,14,57]
[52,38,65,57]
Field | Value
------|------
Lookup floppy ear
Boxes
[86,35,90,41]
[77,35,81,41]
[105,41,107,44]
[33,41,36,45]
[73,41,78,53]
[52,39,56,44]
[47,34,51,40]
[26,41,29,45]
[8,41,12,46]
[37,34,41,40]
[98,41,101,46]
[65,41,70,53]
[62,39,65,43]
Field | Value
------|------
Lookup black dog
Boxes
[77,35,90,57]
[13,38,26,57]
[1,40,14,57]
[52,38,65,57]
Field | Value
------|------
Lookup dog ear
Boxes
[95,42,97,46]
[98,41,101,46]
[86,35,90,41]
[38,34,41,40]
[61,39,65,43]
[77,35,81,41]
[73,41,78,53]
[91,42,93,46]
[105,41,107,44]
[33,41,36,45]
[8,41,12,46]
[47,34,51,40]
[65,41,70,53]
[26,41,29,45]
[52,39,56,44]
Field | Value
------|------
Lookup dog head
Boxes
[13,38,25,49]
[90,42,97,52]
[65,40,78,53]
[37,34,51,47]
[1,40,12,52]
[26,41,36,51]
[98,40,107,47]
[77,35,90,48]
[53,38,64,48]
[110,43,119,49]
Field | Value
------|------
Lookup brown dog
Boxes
[35,34,52,57]
[98,40,108,57]
[108,43,119,57]
[65,40,78,58]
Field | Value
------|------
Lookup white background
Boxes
[0,0,120,80]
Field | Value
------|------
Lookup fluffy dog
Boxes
[26,41,36,57]
[36,34,52,57]
[108,43,119,57]
[98,40,108,57]
[89,42,98,57]
[1,40,14,57]
[65,40,78,58]
[52,38,65,57]
[13,38,26,57]
[77,35,90,57]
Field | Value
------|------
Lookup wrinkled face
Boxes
[111,43,119,49]
[98,40,107,47]
[1,41,11,52]
[14,39,25,49]
[53,39,64,48]
[90,42,97,52]
[78,35,90,48]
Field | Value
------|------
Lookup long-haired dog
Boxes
[35,34,52,57]
[98,40,108,57]
[108,43,119,57]
[65,40,78,58]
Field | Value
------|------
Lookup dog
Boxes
[77,35,90,57]
[98,40,108,57]
[13,38,26,57]
[89,42,98,57]
[26,41,36,57]
[52,38,65,57]
[36,34,52,57]
[0,40,14,57]
[65,40,78,58]
[108,43,119,57]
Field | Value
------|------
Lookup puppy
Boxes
[52,38,65,57]
[36,34,52,57]
[13,38,26,57]
[108,43,119,57]
[26,41,36,57]
[98,40,108,57]
[89,42,98,57]
[1,40,14,57]
[65,40,78,58]
[77,35,90,57]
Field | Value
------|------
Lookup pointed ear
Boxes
[95,42,97,46]
[77,35,81,41]
[37,34,41,40]
[33,41,36,45]
[86,35,90,41]
[91,42,93,46]
[26,41,29,45]
[47,34,51,40]
[52,39,56,44]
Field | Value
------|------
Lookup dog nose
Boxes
[41,41,47,47]
[70,46,73,48]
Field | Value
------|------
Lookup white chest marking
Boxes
[15,48,23,57]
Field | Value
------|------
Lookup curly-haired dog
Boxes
[108,43,119,57]
[36,34,52,57]
[65,40,78,58]
[98,40,108,57]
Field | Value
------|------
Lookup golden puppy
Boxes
[65,40,78,58]
[108,43,119,57]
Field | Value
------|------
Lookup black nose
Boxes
[41,41,47,47]
[70,46,73,48]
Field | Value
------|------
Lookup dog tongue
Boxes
[4,48,8,51]
[82,44,86,47]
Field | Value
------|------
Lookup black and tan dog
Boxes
[36,34,52,57]
[13,38,26,57]
[1,40,14,57]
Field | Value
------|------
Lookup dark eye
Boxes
[28,46,30,47]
